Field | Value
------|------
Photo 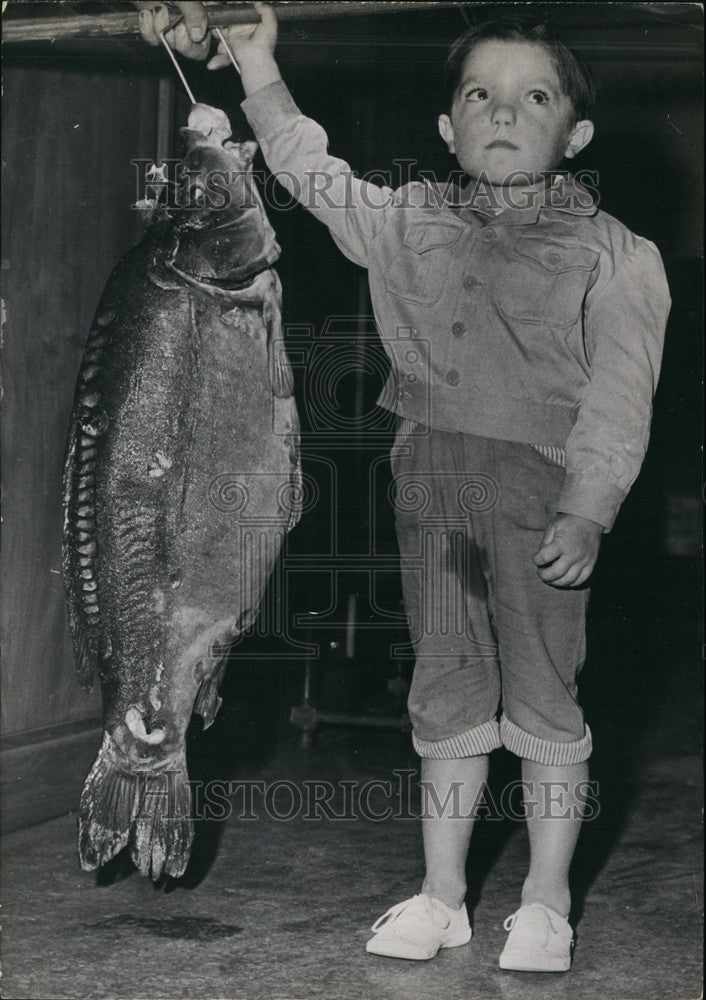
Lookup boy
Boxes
[139,1,670,972]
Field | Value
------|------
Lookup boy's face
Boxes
[438,40,593,185]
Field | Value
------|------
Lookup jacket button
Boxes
[446,369,460,386]
[406,373,418,384]
[451,321,465,338]
[463,275,480,290]
[482,230,497,242]
[546,252,562,266]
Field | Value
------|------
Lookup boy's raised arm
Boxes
[232,4,394,268]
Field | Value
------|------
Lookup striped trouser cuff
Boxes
[500,713,592,765]
[412,719,502,759]
[531,444,566,466]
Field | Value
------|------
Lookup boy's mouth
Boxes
[486,140,519,150]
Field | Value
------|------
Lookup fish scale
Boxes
[62,105,301,881]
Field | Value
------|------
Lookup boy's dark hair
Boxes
[445,19,596,122]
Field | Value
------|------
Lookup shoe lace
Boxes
[370,894,426,934]
[503,903,565,935]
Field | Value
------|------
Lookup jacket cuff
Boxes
[556,473,626,532]
[241,79,301,140]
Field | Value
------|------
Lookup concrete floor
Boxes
[2,569,703,1000]
[2,725,702,998]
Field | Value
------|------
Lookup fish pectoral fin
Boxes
[268,333,294,398]
[194,660,227,730]
[264,290,294,399]
[287,457,304,533]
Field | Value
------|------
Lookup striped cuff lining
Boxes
[412,719,502,759]
[500,713,592,765]
[531,444,566,466]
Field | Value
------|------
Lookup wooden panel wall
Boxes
[1,65,161,742]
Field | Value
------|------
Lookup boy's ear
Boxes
[564,119,594,160]
[438,114,456,154]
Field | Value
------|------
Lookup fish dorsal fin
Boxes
[62,307,117,689]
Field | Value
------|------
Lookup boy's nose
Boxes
[490,102,517,127]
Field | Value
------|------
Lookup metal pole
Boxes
[4,3,462,43]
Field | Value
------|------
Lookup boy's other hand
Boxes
[134,2,210,60]
[533,513,603,588]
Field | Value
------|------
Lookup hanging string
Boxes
[158,23,196,104]
[214,27,242,75]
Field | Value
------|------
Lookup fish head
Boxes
[176,103,259,226]
[171,103,280,281]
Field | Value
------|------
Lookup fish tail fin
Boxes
[78,735,141,870]
[128,761,193,881]
[78,735,193,881]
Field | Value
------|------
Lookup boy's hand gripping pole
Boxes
[157,12,243,98]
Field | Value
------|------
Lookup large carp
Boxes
[62,105,301,881]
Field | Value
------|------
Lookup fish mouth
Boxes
[485,140,519,150]
[176,185,253,232]
[177,182,208,210]
[175,184,220,229]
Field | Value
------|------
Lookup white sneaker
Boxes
[366,893,472,960]
[499,902,573,972]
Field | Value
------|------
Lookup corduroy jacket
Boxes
[242,80,671,530]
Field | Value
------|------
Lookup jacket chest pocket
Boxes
[383,218,464,305]
[495,237,599,328]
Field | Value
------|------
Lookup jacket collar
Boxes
[428,172,598,225]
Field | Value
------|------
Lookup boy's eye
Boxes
[528,90,549,105]
[465,87,488,102]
